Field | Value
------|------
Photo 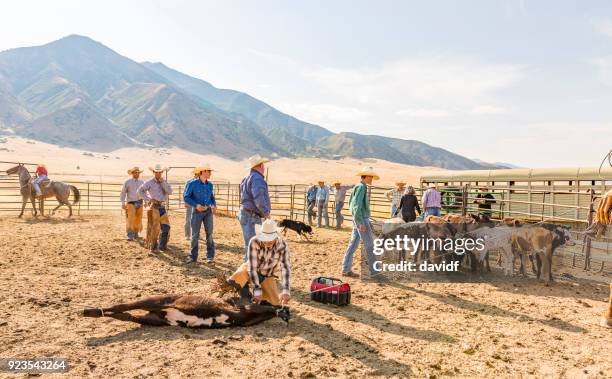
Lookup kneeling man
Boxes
[228,219,291,306]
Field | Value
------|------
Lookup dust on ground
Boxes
[0,212,610,378]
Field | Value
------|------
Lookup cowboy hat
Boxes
[332,180,341,185]
[395,181,406,185]
[356,166,380,180]
[247,154,271,168]
[127,166,142,175]
[254,219,282,242]
[192,163,214,174]
[317,180,325,184]
[149,164,167,173]
[428,182,437,188]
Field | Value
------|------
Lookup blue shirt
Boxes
[306,185,318,202]
[183,179,216,208]
[315,185,329,202]
[240,169,271,217]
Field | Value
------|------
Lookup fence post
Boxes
[289,185,294,220]
[87,182,90,210]
[582,191,595,271]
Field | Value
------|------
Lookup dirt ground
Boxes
[1,211,611,378]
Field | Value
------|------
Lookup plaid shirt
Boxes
[247,237,291,296]
[386,188,403,207]
[422,188,442,208]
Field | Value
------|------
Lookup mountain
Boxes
[0,35,491,169]
[472,159,520,169]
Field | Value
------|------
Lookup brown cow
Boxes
[82,294,290,328]
[603,283,612,328]
[511,224,574,281]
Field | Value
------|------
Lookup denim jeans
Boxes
[184,206,193,239]
[424,207,441,217]
[190,208,214,261]
[335,201,344,228]
[341,220,377,274]
[391,204,398,217]
[307,201,316,225]
[238,209,262,262]
[32,175,47,195]
[317,200,329,227]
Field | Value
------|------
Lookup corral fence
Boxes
[1,161,610,274]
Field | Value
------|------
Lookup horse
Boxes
[6,164,80,217]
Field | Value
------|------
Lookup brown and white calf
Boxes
[82,294,290,328]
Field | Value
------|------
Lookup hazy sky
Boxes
[1,0,611,167]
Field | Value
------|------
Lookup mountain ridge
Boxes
[0,35,502,169]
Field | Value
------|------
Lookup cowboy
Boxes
[183,163,217,264]
[32,164,48,198]
[306,183,318,225]
[332,180,352,228]
[421,183,442,218]
[120,167,145,241]
[473,185,496,217]
[227,219,291,306]
[315,180,330,227]
[138,164,173,252]
[184,172,198,241]
[238,154,271,261]
[386,181,406,217]
[341,166,379,278]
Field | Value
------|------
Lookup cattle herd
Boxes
[380,214,574,282]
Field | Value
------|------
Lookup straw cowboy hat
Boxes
[127,166,143,175]
[247,154,270,168]
[192,163,214,174]
[317,180,325,184]
[395,181,406,186]
[254,219,282,242]
[332,180,341,185]
[149,164,167,173]
[356,166,380,180]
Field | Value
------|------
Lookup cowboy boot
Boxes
[227,279,252,306]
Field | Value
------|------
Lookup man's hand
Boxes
[359,224,366,232]
[196,204,206,212]
[280,294,290,304]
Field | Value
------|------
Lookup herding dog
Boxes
[278,219,313,240]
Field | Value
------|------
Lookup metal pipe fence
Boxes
[1,161,609,273]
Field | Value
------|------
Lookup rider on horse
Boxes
[32,164,48,199]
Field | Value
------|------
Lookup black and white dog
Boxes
[278,219,313,240]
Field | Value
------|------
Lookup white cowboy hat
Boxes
[247,154,271,169]
[127,166,143,174]
[149,164,167,173]
[356,166,380,180]
[254,219,282,242]
[192,163,214,174]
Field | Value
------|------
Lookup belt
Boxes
[242,208,263,218]
[194,205,210,212]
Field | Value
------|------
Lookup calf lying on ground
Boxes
[82,294,290,328]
